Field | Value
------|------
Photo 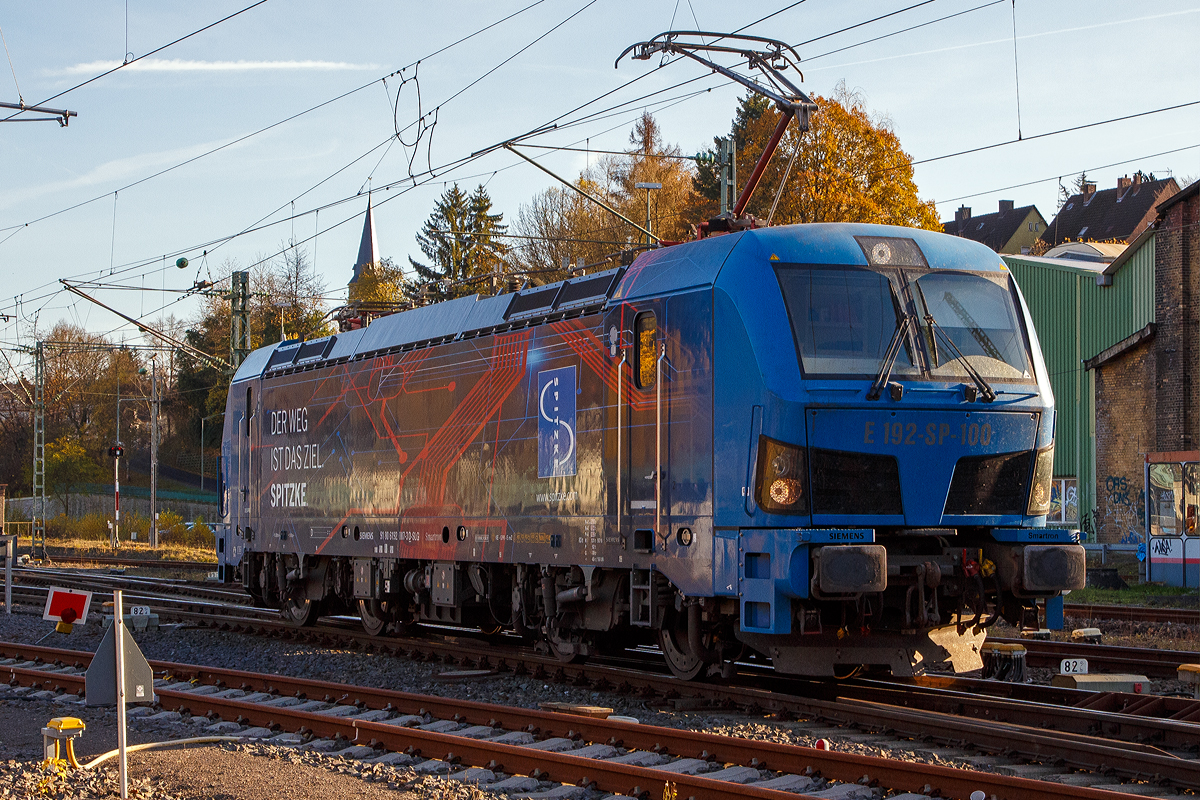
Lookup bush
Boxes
[46,513,111,542]
[159,513,215,549]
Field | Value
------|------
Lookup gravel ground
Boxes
[1,602,1192,798]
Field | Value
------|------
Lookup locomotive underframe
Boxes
[237,525,1079,678]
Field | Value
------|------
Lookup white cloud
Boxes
[52,58,380,75]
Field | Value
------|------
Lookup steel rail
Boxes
[1065,603,1200,626]
[994,638,1200,680]
[35,555,217,572]
[900,673,1200,726]
[12,567,250,605]
[16,571,1200,779]
[11,567,1200,787]
[0,650,1148,800]
[813,679,1200,753]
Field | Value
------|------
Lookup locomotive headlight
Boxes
[770,478,803,506]
[756,436,809,514]
[1026,444,1055,515]
[771,451,795,478]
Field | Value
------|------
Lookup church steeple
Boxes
[349,193,379,285]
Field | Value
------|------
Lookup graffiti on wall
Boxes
[1097,474,1146,544]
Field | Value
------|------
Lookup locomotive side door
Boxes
[239,384,254,540]
[627,308,663,552]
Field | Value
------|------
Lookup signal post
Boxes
[108,445,123,549]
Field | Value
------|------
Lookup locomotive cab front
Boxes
[711,223,1084,676]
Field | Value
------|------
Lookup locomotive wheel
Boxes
[281,593,320,627]
[358,598,391,636]
[658,610,707,681]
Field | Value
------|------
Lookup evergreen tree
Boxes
[409,183,508,299]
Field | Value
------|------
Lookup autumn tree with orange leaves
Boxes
[696,82,940,230]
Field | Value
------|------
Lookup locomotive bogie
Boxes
[219,223,1084,679]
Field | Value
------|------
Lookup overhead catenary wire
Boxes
[1010,0,1023,140]
[0,21,23,104]
[1,0,271,122]
[935,141,1200,206]
[0,0,556,237]
[4,1,1195,343]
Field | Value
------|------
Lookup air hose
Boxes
[81,736,244,770]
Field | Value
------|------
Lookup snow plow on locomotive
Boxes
[217,221,1085,680]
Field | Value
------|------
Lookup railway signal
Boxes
[109,444,123,548]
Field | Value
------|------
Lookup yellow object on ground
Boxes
[42,717,86,768]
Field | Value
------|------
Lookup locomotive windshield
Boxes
[777,264,1034,382]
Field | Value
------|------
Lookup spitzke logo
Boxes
[537,366,576,478]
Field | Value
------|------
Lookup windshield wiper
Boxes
[922,313,997,402]
[867,313,915,401]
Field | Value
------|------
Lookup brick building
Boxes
[1151,182,1200,452]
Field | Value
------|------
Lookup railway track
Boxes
[1066,603,1200,626]
[8,570,1200,792]
[9,565,250,606]
[0,642,1160,800]
[994,637,1200,680]
[26,555,218,572]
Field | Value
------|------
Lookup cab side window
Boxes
[635,312,657,389]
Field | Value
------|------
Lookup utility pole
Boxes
[149,358,159,548]
[635,182,662,248]
[230,271,251,370]
[32,341,45,560]
[718,137,737,215]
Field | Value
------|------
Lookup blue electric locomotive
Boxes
[216,221,1084,679]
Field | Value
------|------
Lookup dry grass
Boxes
[8,520,217,565]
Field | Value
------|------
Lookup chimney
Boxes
[1132,172,1143,187]
[998,200,1014,214]
[955,205,972,223]
[1116,175,1132,194]
[1082,182,1097,197]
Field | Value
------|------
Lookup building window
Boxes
[1047,478,1078,524]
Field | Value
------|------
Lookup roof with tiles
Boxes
[1041,175,1179,247]
[942,201,1045,253]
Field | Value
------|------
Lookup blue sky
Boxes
[2,0,1198,347]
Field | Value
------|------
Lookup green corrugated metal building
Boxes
[1003,229,1156,534]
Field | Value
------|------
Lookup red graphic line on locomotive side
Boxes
[314,331,532,554]
[308,349,434,464]
[549,317,655,411]
[416,332,530,505]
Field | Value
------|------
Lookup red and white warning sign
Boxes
[43,587,93,625]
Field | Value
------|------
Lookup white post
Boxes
[3,536,13,614]
[112,455,121,549]
[114,588,128,799]
[150,364,159,548]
